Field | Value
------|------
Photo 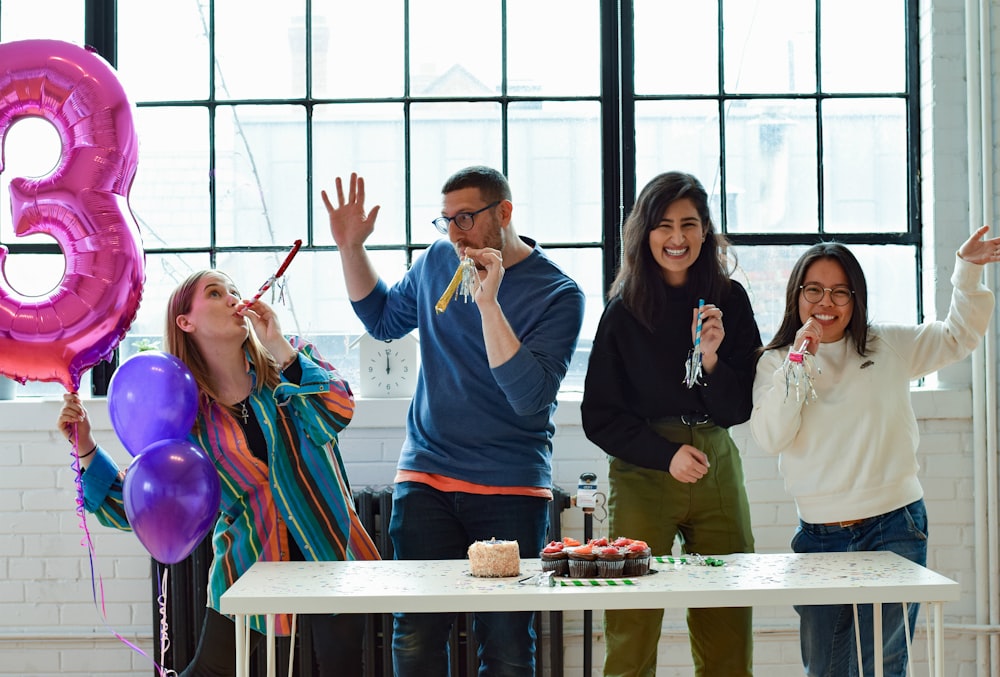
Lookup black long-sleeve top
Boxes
[581,280,762,472]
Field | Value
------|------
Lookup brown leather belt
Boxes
[822,518,868,528]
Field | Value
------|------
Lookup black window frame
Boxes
[0,0,921,394]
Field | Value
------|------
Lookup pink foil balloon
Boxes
[0,39,144,392]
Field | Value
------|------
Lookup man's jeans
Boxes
[792,499,928,677]
[388,481,549,676]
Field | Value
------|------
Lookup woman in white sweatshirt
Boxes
[750,227,999,677]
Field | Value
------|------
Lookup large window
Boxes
[0,0,919,397]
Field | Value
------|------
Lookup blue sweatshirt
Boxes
[352,237,585,488]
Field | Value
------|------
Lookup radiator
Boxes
[152,485,571,676]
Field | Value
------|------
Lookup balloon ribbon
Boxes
[69,422,177,675]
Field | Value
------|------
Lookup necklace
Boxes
[238,397,249,425]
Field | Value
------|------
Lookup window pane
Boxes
[723,0,816,94]
[214,0,306,100]
[221,249,408,337]
[635,100,721,204]
[822,0,905,93]
[540,248,604,393]
[634,0,717,95]
[409,103,503,239]
[312,0,404,98]
[312,104,407,246]
[409,0,501,97]
[823,98,908,234]
[735,244,917,346]
[1,253,63,297]
[131,107,211,249]
[507,0,601,97]
[131,253,211,338]
[0,0,82,42]
[725,100,818,234]
[214,105,307,247]
[0,117,61,244]
[508,101,602,243]
[118,1,209,101]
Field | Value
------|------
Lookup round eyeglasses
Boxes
[799,284,854,306]
[431,201,499,234]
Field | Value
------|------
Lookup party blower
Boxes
[783,336,821,403]
[245,239,302,306]
[435,256,478,314]
[683,299,706,388]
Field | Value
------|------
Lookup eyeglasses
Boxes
[431,201,499,234]
[800,284,854,306]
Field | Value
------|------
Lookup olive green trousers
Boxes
[603,420,754,677]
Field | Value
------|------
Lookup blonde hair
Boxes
[164,270,282,414]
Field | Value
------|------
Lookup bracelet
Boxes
[78,445,97,459]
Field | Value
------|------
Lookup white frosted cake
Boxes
[468,538,520,577]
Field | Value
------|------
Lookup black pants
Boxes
[178,607,366,677]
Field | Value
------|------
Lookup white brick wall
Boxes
[0,386,988,676]
[2,0,999,674]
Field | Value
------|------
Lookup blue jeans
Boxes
[791,499,928,677]
[388,481,549,677]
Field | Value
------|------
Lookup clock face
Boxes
[362,341,416,397]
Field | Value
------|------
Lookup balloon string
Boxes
[69,421,176,676]
[157,567,178,676]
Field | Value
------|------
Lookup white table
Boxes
[221,551,959,677]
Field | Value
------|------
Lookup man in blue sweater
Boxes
[322,166,585,676]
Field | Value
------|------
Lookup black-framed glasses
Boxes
[800,284,854,306]
[431,201,499,234]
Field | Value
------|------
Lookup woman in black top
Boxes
[582,171,762,676]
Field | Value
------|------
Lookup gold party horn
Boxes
[435,257,475,314]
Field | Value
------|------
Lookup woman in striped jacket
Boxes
[58,269,379,677]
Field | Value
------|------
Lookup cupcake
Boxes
[595,545,625,578]
[540,541,569,576]
[623,540,651,576]
[566,543,597,578]
[611,536,634,548]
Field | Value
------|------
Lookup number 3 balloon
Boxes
[0,39,144,392]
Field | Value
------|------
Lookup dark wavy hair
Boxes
[610,171,732,331]
[762,242,872,357]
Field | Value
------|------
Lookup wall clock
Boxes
[356,333,419,398]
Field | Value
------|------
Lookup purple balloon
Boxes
[123,439,221,564]
[108,351,199,456]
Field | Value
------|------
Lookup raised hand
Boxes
[958,225,1000,265]
[321,173,381,250]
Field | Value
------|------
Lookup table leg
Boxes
[933,602,944,677]
[872,603,883,677]
[266,614,276,677]
[234,614,247,677]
